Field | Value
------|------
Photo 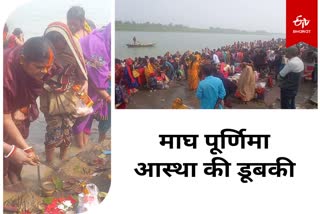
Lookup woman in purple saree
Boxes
[73,24,111,148]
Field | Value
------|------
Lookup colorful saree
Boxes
[41,21,87,149]
[144,62,155,87]
[3,45,44,182]
[188,54,201,90]
[3,46,43,138]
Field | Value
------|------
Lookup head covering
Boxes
[44,22,87,80]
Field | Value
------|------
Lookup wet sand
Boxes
[127,80,317,109]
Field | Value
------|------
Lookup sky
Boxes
[6,0,112,39]
[116,0,286,33]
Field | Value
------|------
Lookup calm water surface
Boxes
[116,31,284,59]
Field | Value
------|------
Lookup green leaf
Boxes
[52,176,63,191]
[98,154,106,159]
[43,197,54,204]
[72,195,79,202]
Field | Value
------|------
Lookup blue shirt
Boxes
[196,76,226,109]
[165,61,175,72]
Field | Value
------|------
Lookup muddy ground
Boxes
[4,116,111,213]
[127,79,317,109]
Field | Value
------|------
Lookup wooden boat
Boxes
[126,43,155,48]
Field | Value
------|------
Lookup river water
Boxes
[116,31,284,59]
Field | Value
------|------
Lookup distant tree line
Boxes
[115,20,272,35]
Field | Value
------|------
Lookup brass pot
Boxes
[41,181,55,197]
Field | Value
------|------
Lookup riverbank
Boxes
[126,79,317,109]
[115,21,279,35]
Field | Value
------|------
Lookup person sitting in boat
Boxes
[133,36,137,45]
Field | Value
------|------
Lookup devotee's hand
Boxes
[79,80,88,94]
[29,152,40,164]
[215,100,224,109]
[10,147,38,166]
[23,147,40,164]
[106,93,111,103]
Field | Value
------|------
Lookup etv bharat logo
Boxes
[292,15,311,34]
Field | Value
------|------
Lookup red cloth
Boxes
[116,103,127,109]
[137,67,146,86]
[125,58,135,83]
[219,62,229,78]
[3,32,7,42]
[3,46,44,138]
[7,35,18,49]
[304,65,314,80]
[115,63,123,84]
[126,65,135,83]
[236,52,244,63]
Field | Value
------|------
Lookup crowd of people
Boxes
[3,6,111,187]
[115,38,317,109]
